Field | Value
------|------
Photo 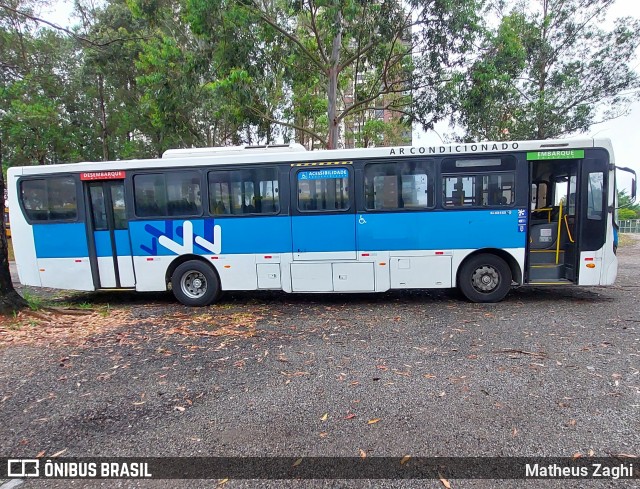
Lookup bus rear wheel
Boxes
[458,254,512,303]
[171,260,221,306]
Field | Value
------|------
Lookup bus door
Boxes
[528,155,582,283]
[289,164,357,291]
[84,177,136,288]
[528,150,608,284]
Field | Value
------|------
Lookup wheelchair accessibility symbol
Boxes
[358,215,367,225]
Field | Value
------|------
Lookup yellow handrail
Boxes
[555,202,563,264]
[563,215,575,243]
[532,207,553,223]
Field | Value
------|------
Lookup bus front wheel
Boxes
[458,254,512,303]
[171,260,221,306]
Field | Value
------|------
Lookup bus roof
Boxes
[8,137,613,177]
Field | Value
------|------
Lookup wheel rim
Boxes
[180,270,208,299]
[471,265,500,293]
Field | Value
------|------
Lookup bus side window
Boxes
[364,161,433,210]
[587,172,604,220]
[297,169,349,212]
[209,168,279,216]
[20,177,77,222]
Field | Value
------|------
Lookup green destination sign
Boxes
[527,149,584,160]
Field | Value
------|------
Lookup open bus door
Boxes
[82,173,136,288]
[527,150,610,285]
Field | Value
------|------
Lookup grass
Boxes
[21,290,45,311]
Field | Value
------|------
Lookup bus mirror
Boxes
[616,166,637,204]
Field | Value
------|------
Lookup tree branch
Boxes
[0,3,148,47]
[246,106,327,148]
[307,0,328,65]
[247,1,327,74]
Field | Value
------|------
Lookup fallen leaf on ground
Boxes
[359,449,367,459]
[50,449,67,458]
[400,455,411,465]
[367,418,381,425]
[439,475,451,488]
[292,458,302,467]
[320,413,328,421]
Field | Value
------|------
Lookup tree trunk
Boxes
[98,74,110,161]
[0,138,28,315]
[326,10,343,150]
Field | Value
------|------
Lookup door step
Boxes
[528,263,565,281]
[529,250,564,265]
[527,279,573,285]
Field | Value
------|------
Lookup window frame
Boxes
[294,166,352,214]
[363,160,435,212]
[207,166,281,217]
[18,175,80,224]
[132,170,204,219]
[442,171,517,209]
[441,155,517,210]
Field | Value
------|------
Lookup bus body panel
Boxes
[31,223,94,290]
[291,214,356,259]
[7,168,42,287]
[599,147,619,286]
[36,258,94,290]
[33,223,89,258]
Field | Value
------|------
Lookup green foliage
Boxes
[618,189,640,219]
[186,0,484,148]
[618,208,637,220]
[453,0,640,141]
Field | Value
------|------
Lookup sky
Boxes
[44,0,640,192]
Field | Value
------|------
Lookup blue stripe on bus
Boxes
[94,231,111,257]
[292,214,355,253]
[32,210,525,260]
[33,223,89,258]
[357,210,526,250]
[129,217,292,256]
[93,230,132,257]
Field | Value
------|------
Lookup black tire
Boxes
[171,260,221,306]
[458,253,512,303]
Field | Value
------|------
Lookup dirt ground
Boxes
[0,237,638,488]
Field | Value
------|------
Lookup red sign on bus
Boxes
[80,171,126,181]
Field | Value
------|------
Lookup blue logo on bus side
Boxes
[517,209,527,232]
[298,168,348,180]
[140,219,222,256]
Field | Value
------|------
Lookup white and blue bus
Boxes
[7,138,636,306]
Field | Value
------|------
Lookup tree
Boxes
[0,139,28,314]
[452,0,640,141]
[618,189,640,220]
[187,0,483,149]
